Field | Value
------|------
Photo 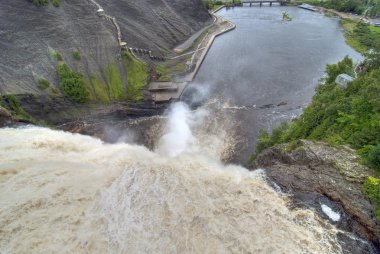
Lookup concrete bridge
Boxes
[241,0,289,6]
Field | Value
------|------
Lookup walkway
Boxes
[149,10,236,103]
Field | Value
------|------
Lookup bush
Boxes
[57,64,89,103]
[363,176,380,219]
[31,0,49,6]
[72,51,81,61]
[38,79,50,90]
[53,52,63,61]
[51,0,60,7]
[1,94,35,122]
[365,144,380,172]
[251,57,380,173]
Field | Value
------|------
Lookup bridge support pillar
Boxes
[270,1,272,6]
[260,2,262,6]
[250,2,252,7]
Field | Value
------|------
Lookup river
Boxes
[186,5,362,162]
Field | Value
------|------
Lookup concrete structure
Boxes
[241,0,289,6]
[298,3,318,12]
[335,74,354,87]
[97,8,105,16]
[149,82,187,103]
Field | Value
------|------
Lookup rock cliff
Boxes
[251,140,380,254]
[0,0,211,95]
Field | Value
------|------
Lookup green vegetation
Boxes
[31,0,49,5]
[363,176,380,219]
[251,48,380,218]
[0,95,35,122]
[51,0,60,7]
[72,51,81,61]
[282,11,292,21]
[122,51,149,101]
[156,63,171,82]
[202,0,241,9]
[203,0,224,9]
[89,75,110,103]
[299,0,380,17]
[105,63,124,100]
[31,0,60,7]
[254,56,380,171]
[57,63,90,103]
[48,48,64,61]
[37,79,50,90]
[342,19,380,54]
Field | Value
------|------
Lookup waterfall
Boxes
[0,102,341,253]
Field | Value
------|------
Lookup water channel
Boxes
[187,5,362,162]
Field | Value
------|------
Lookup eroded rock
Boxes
[251,140,380,253]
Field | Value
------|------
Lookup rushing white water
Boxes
[0,103,342,253]
[321,204,341,222]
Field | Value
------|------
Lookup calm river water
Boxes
[189,5,362,163]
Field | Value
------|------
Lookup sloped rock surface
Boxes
[252,140,380,253]
[0,0,211,95]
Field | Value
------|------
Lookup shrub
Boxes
[38,79,50,90]
[57,64,89,103]
[1,94,35,122]
[53,52,63,61]
[31,0,49,6]
[72,51,81,61]
[251,57,380,173]
[51,0,60,7]
[363,176,380,219]
[365,144,380,172]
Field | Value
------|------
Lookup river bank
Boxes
[245,5,380,253]
[148,10,236,103]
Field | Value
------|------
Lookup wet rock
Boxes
[251,140,380,253]
[0,106,12,127]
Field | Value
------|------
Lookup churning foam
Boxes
[0,103,342,253]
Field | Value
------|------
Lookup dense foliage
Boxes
[301,0,380,17]
[38,79,50,90]
[363,177,380,219]
[255,56,380,170]
[0,95,35,122]
[253,54,380,218]
[57,64,89,103]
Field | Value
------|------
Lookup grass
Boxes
[341,19,368,54]
[72,51,81,61]
[89,75,110,103]
[105,63,124,100]
[212,4,223,11]
[1,95,36,123]
[38,79,50,90]
[48,47,64,62]
[122,52,149,101]
[51,0,60,7]
[341,19,380,54]
[156,63,171,82]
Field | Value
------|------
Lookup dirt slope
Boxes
[0,0,211,95]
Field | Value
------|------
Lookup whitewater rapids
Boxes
[0,103,342,253]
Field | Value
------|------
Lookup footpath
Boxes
[149,9,236,103]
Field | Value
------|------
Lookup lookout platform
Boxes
[149,82,188,103]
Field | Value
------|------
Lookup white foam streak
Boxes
[321,204,341,222]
